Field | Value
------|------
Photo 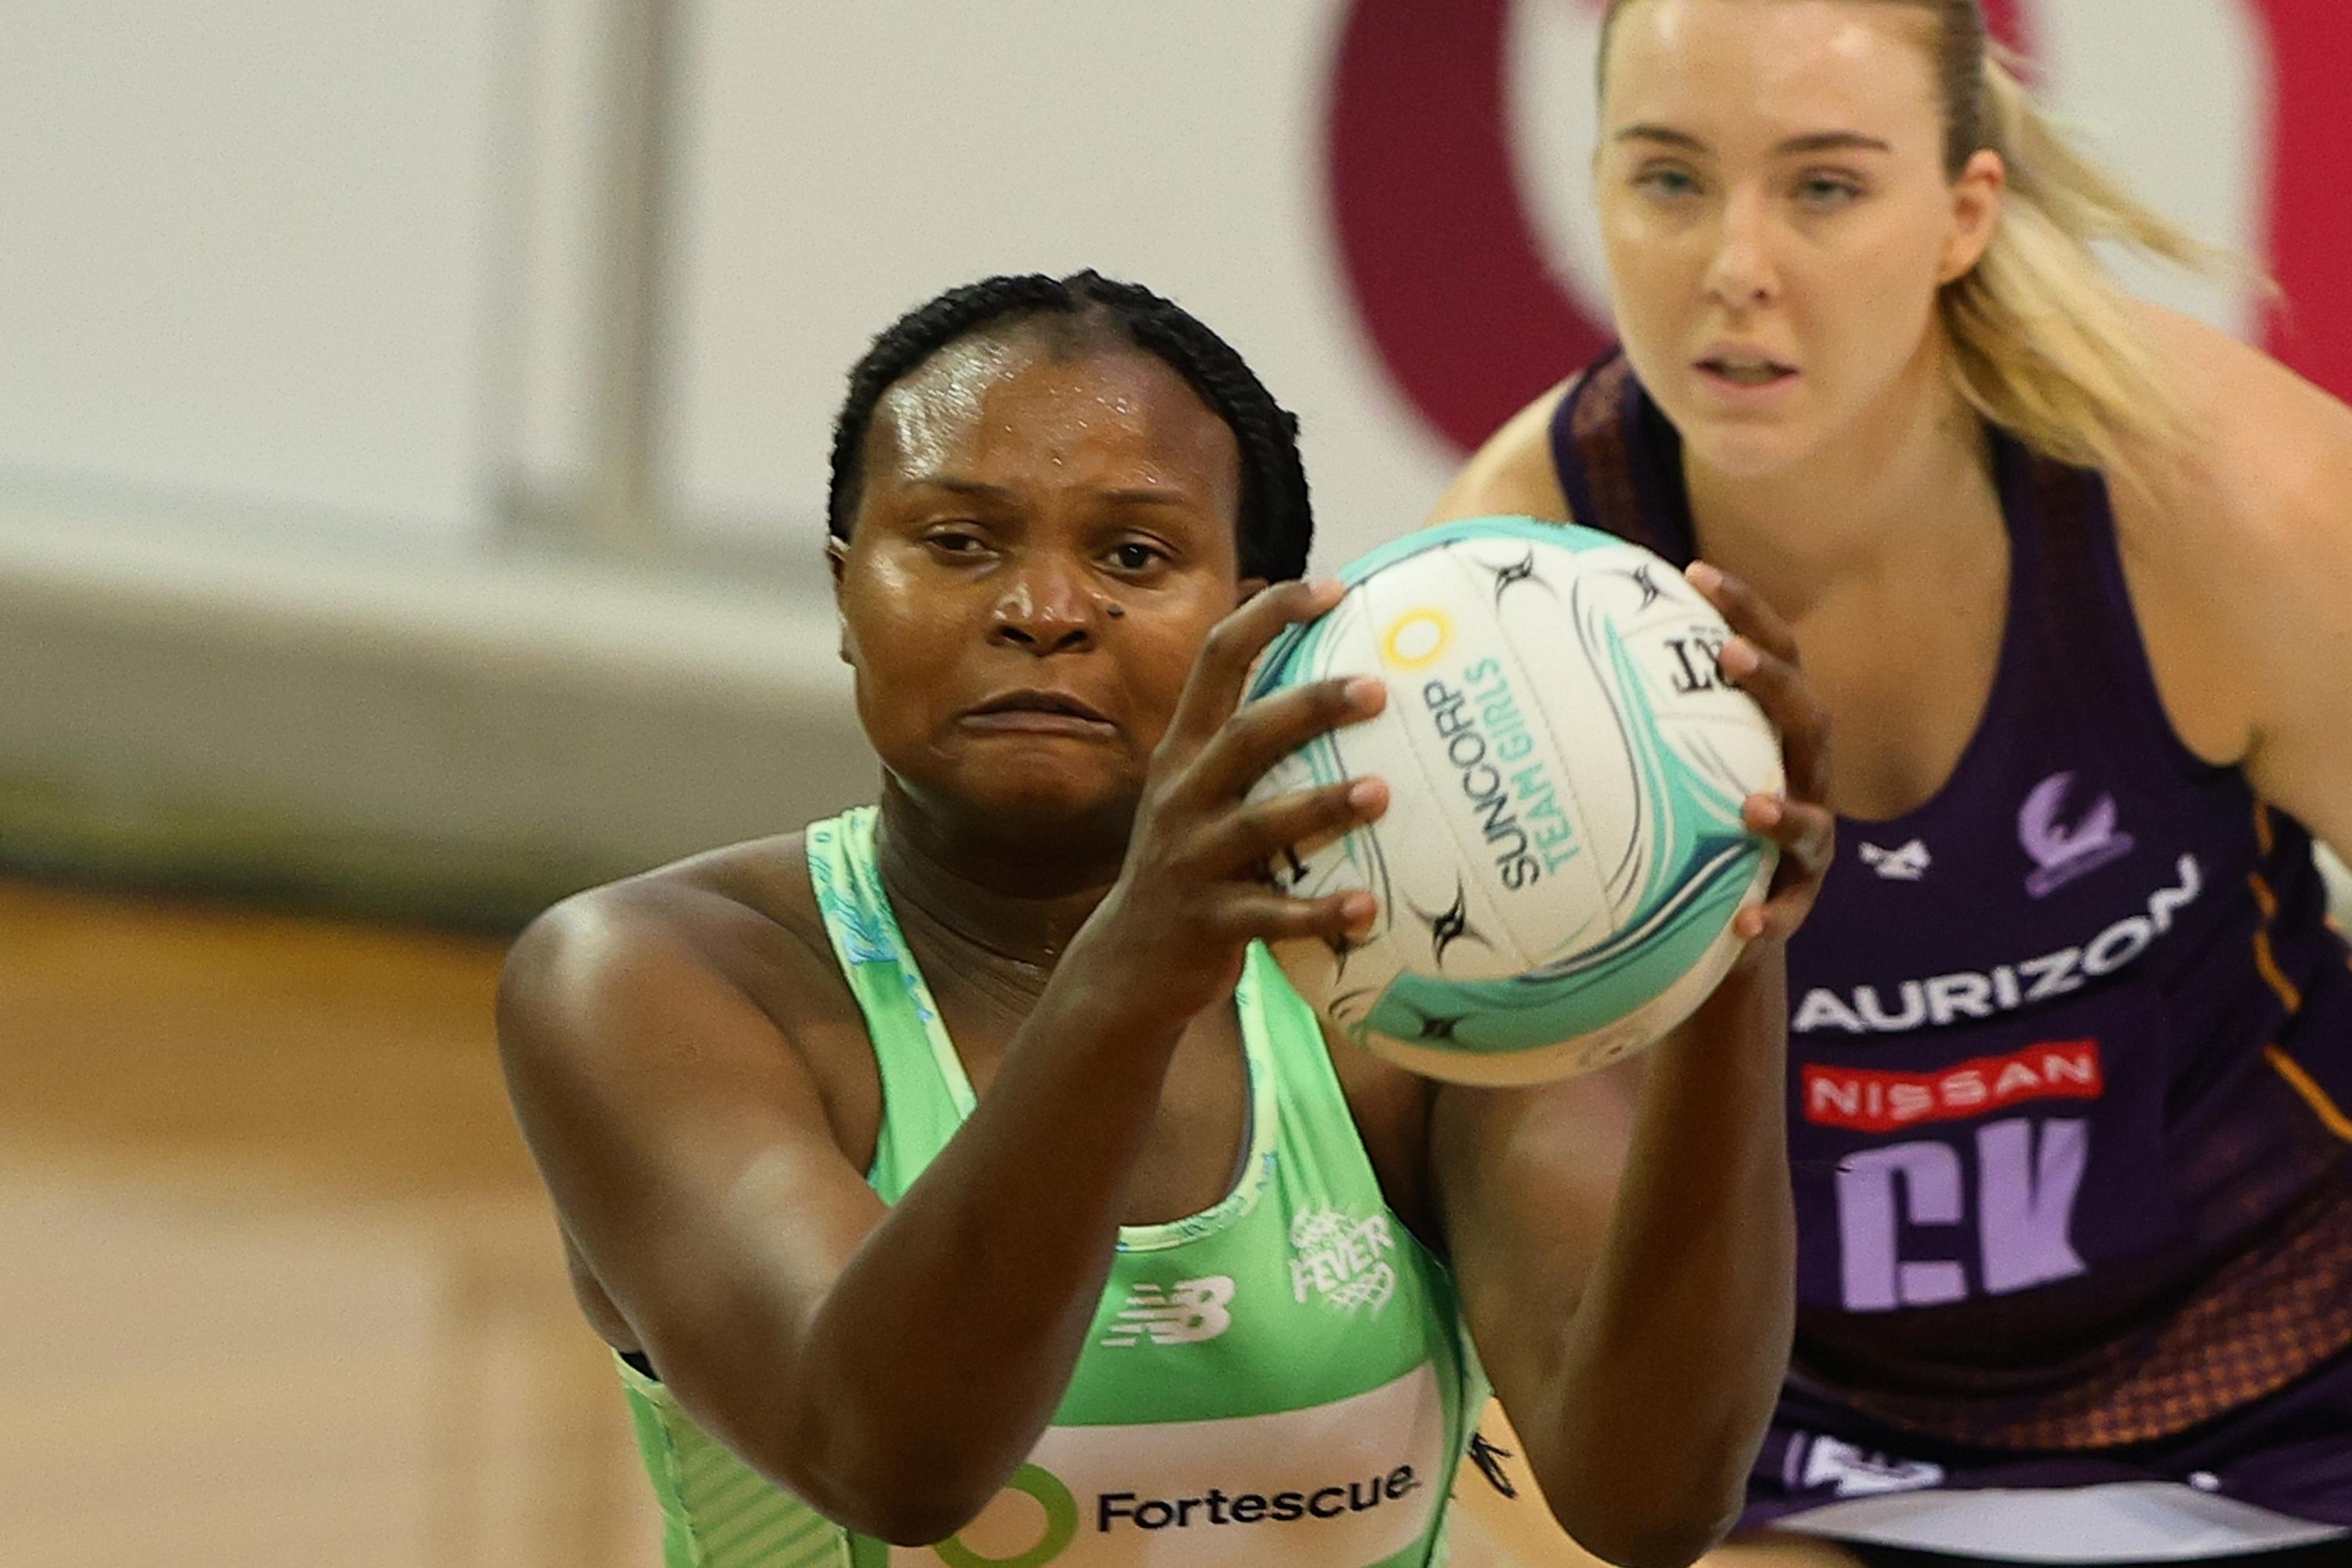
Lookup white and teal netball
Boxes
[1247,517,1783,1085]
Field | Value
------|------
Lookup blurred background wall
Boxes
[6,0,2343,924]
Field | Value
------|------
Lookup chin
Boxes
[935,765,1139,844]
[1675,417,1824,482]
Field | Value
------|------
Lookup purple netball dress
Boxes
[1551,354,2352,1559]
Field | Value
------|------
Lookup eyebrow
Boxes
[1613,125,1893,156]
[907,476,1194,508]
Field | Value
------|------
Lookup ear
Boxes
[1940,148,2007,285]
[826,537,854,664]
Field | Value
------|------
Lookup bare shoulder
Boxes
[504,836,834,1031]
[1428,378,1579,525]
[499,833,891,1358]
[2132,303,2352,545]
[499,832,878,1157]
[2117,303,2352,790]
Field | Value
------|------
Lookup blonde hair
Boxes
[1602,0,2252,486]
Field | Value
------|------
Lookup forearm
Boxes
[782,974,1185,1538]
[1541,953,1795,1560]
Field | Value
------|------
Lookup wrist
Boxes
[1031,935,1189,1067]
[1650,942,1788,1078]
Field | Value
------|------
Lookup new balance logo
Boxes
[1860,840,1931,881]
[1102,1276,1236,1348]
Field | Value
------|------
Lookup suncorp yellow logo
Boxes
[1380,608,1452,671]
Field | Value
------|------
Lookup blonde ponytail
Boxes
[1940,51,2256,488]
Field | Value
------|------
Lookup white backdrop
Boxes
[0,0,509,538]
[660,1,1453,564]
[0,0,2301,576]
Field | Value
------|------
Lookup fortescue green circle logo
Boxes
[935,1464,1078,1567]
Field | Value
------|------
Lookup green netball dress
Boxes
[617,805,1483,1566]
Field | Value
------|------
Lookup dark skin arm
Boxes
[497,579,1390,1545]
[1434,564,1833,1568]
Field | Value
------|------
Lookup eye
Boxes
[1635,165,1704,201]
[921,526,992,560]
[1795,173,1865,209]
[1105,539,1171,574]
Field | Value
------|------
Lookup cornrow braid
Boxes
[826,271,1313,583]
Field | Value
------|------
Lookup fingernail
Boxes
[1348,895,1379,934]
[1719,638,1759,677]
[1347,779,1386,815]
[1748,797,1782,829]
[1345,676,1386,712]
[1686,561,1723,593]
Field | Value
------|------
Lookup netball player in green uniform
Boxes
[498,271,1832,1567]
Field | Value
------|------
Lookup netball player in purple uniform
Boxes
[1436,2,2352,1564]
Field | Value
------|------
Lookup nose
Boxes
[1704,188,1781,310]
[988,554,1098,655]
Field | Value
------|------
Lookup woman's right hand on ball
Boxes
[1068,579,1390,1030]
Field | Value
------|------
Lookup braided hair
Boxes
[826,271,1313,583]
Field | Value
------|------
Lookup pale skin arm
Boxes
[1428,379,1578,525]
[2127,307,2352,859]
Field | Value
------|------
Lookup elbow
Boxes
[728,1405,1013,1548]
[782,1454,1008,1548]
[1526,1385,1770,1567]
[655,1320,1033,1548]
[855,1495,999,1551]
[1541,1475,1744,1568]
[1552,1512,1740,1568]
[804,1436,1010,1548]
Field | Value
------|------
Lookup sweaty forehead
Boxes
[868,332,1240,502]
[1606,0,1941,147]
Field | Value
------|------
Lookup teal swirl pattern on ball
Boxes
[1251,516,1774,1062]
[1363,611,1759,1054]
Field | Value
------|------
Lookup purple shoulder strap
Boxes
[1545,351,1691,563]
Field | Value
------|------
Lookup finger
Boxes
[1200,777,1388,879]
[1748,797,1835,891]
[1742,882,1823,944]
[1737,797,1834,941]
[1189,674,1388,802]
[1686,560,1800,668]
[1164,579,1346,755]
[1719,638,1831,805]
[1731,878,1824,944]
[1207,886,1380,946]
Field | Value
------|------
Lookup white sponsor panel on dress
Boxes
[893,1362,1447,1566]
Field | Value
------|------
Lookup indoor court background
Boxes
[4,3,2347,1564]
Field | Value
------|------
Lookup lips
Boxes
[1696,347,1798,389]
[960,689,1117,735]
